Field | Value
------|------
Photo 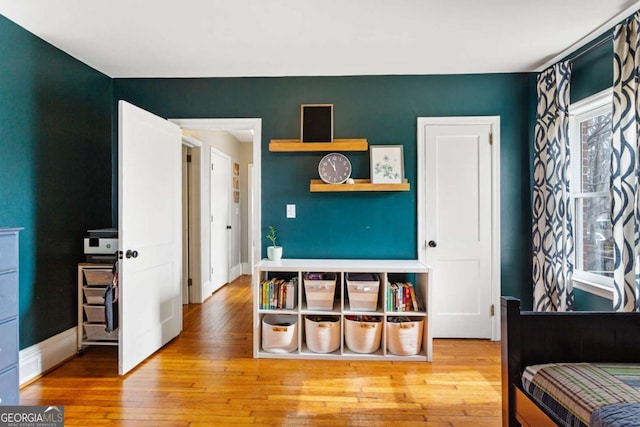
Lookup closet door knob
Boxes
[428,240,437,248]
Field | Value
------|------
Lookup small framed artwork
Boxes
[370,145,404,184]
[301,104,333,143]
[233,162,240,176]
[233,177,239,190]
[233,191,240,203]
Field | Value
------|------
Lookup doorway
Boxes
[181,134,204,304]
[171,118,262,304]
[417,116,501,340]
[182,144,192,304]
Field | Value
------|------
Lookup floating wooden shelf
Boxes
[269,138,368,152]
[310,179,410,192]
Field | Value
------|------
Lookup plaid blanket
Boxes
[522,363,640,427]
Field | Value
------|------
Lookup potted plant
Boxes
[266,225,283,261]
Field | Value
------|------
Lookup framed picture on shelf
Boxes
[301,104,333,143]
[370,145,404,184]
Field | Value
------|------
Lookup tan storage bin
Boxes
[304,273,336,310]
[83,305,105,323]
[83,269,113,287]
[83,287,105,305]
[305,316,340,353]
[262,314,298,353]
[346,273,379,311]
[344,316,382,354]
[84,323,118,341]
[386,317,424,356]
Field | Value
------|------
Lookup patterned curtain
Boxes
[612,12,640,312]
[532,62,574,312]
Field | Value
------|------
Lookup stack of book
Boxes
[387,282,421,312]
[260,277,297,310]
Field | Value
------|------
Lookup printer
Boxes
[84,228,118,263]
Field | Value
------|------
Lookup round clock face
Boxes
[318,152,352,184]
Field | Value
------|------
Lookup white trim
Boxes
[230,264,242,281]
[181,134,203,148]
[570,88,613,115]
[247,163,255,275]
[241,262,251,275]
[174,118,261,132]
[573,278,614,300]
[536,1,640,71]
[183,137,203,304]
[19,327,78,386]
[417,116,501,341]
[569,87,614,301]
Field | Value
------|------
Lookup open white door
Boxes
[118,101,183,375]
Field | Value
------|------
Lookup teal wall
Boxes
[570,34,613,104]
[574,289,612,311]
[0,16,113,349]
[114,73,535,308]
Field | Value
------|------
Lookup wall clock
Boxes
[318,152,352,184]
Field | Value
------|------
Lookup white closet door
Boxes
[210,147,230,292]
[424,122,494,339]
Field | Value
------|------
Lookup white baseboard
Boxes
[19,327,77,386]
[199,263,244,302]
[230,263,242,281]
[241,262,251,275]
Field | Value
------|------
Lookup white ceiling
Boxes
[1,0,639,78]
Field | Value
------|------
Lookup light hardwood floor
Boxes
[20,275,502,426]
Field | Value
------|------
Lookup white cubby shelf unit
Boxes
[253,258,432,361]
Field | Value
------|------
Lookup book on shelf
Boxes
[260,277,297,310]
[387,282,421,312]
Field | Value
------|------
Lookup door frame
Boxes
[170,118,262,303]
[181,134,203,304]
[247,163,255,275]
[416,116,501,340]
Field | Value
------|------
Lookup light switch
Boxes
[286,204,296,218]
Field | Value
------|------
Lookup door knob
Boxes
[226,225,232,229]
[125,250,139,259]
[428,240,437,248]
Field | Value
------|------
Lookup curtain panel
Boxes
[612,12,640,312]
[532,62,574,312]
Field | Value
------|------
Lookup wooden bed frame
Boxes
[501,296,640,427]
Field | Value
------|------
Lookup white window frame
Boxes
[569,88,614,300]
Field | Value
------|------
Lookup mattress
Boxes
[522,363,640,427]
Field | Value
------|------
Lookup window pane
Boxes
[579,196,613,277]
[581,112,612,193]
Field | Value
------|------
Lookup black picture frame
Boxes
[301,104,333,143]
